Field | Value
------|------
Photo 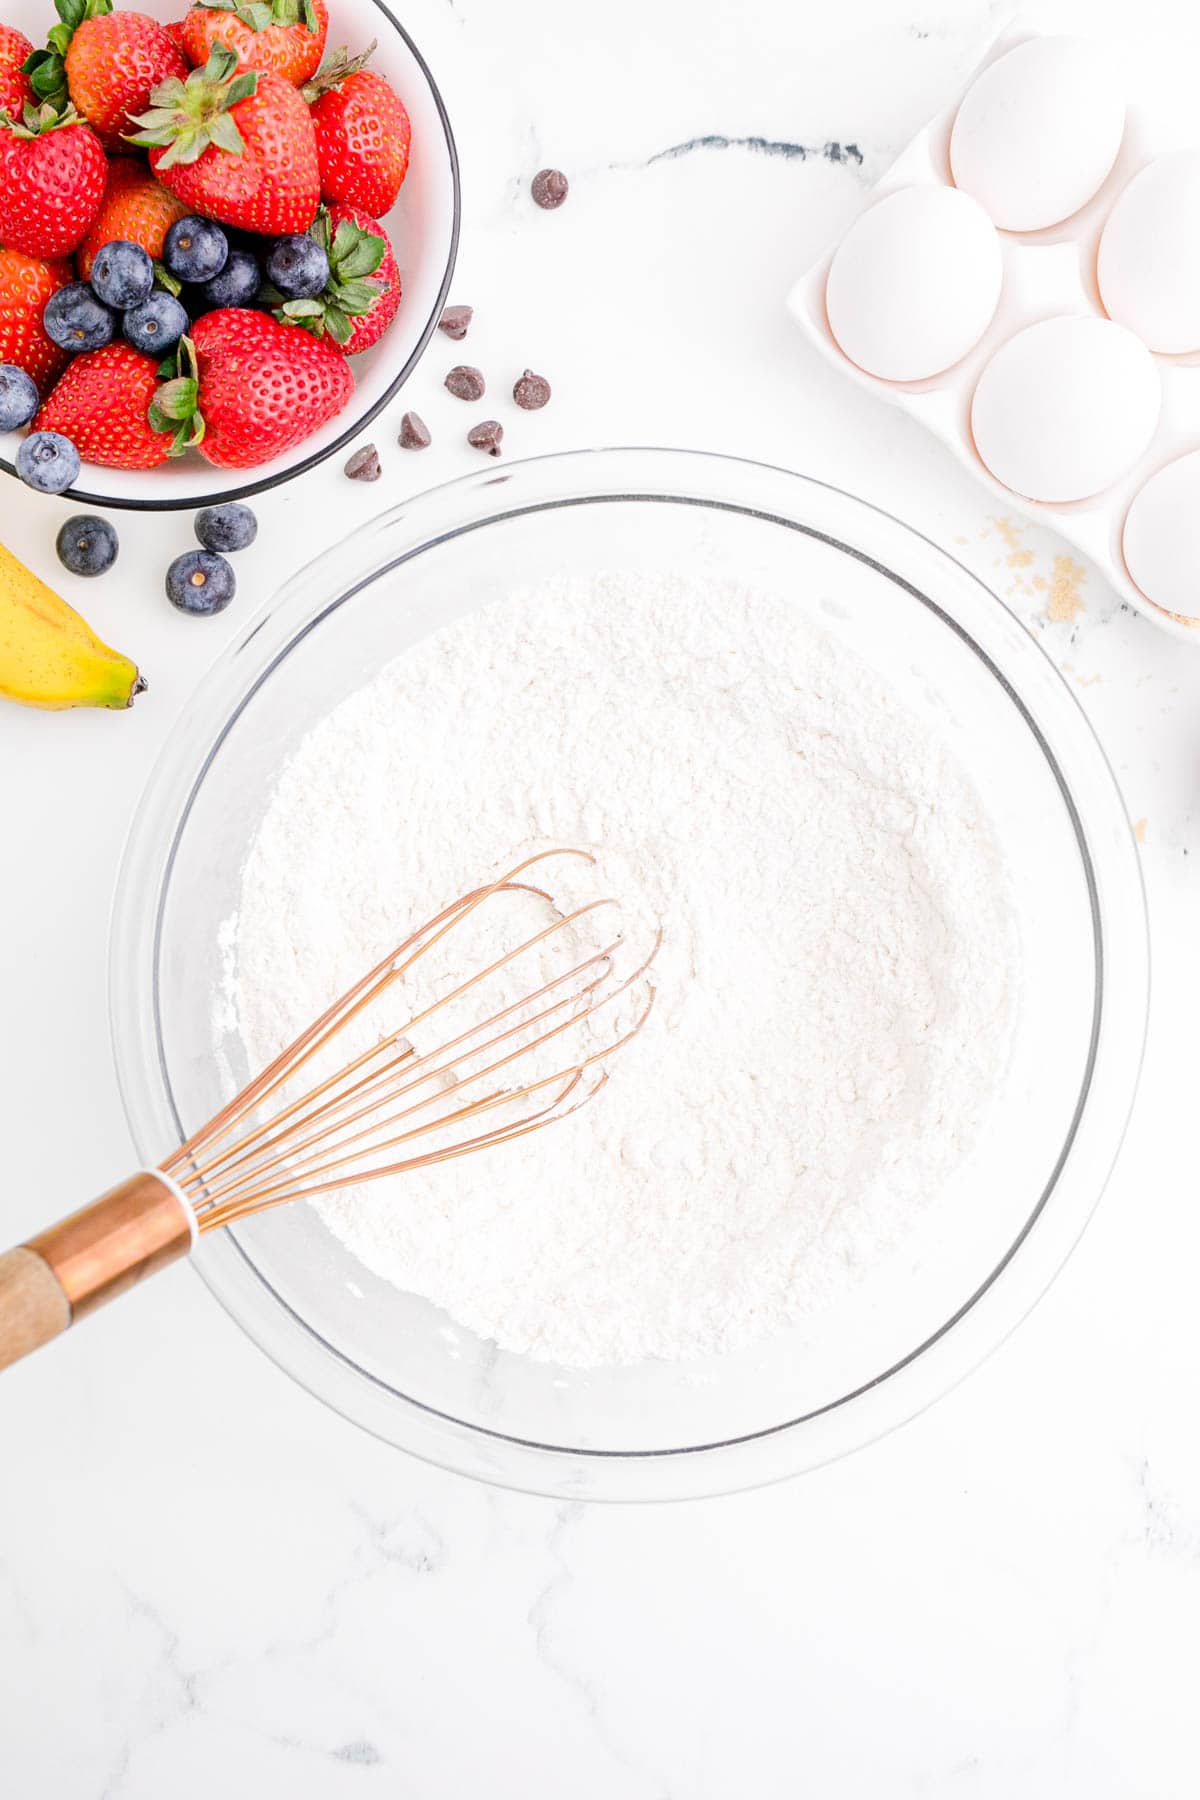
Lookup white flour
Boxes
[231,572,1016,1368]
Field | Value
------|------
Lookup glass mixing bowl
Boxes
[109,448,1149,1499]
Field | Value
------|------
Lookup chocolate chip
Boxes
[445,364,485,401]
[467,419,503,456]
[531,167,569,210]
[437,304,473,341]
[344,443,381,481]
[513,368,551,411]
[399,410,431,449]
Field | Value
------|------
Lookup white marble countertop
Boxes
[3,0,1199,1791]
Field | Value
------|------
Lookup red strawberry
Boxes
[128,44,319,234]
[0,245,74,390]
[35,340,173,468]
[76,157,190,279]
[22,0,187,150]
[163,18,189,55]
[183,0,328,87]
[0,24,34,118]
[303,48,410,217]
[0,105,107,257]
[155,309,352,467]
[67,15,188,149]
[271,202,399,353]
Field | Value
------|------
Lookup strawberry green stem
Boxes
[125,44,258,168]
[300,39,376,102]
[148,335,206,456]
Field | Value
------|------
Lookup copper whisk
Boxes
[0,849,657,1374]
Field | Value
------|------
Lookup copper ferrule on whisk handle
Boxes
[26,1171,196,1319]
[0,1172,196,1374]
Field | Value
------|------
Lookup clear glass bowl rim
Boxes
[109,446,1150,1500]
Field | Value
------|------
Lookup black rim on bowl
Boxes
[0,0,461,513]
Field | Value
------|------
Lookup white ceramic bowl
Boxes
[0,0,459,508]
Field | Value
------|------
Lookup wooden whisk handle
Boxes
[0,1173,195,1373]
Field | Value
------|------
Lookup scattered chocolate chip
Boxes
[513,368,551,410]
[445,364,485,401]
[438,304,473,341]
[399,410,431,449]
[344,443,381,481]
[467,419,503,456]
[531,167,569,210]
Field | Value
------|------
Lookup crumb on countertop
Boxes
[1045,555,1087,625]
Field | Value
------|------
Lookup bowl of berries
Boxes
[0,0,458,507]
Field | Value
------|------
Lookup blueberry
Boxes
[43,283,115,353]
[16,431,79,494]
[266,234,329,299]
[166,548,236,615]
[194,247,261,312]
[194,502,257,553]
[0,364,38,430]
[56,513,118,577]
[123,291,189,354]
[89,239,154,310]
[163,216,228,283]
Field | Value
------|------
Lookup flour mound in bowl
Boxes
[231,572,1017,1368]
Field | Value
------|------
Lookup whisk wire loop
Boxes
[158,850,657,1235]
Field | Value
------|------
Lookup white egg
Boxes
[1123,452,1200,619]
[971,316,1160,502]
[824,186,1003,382]
[1098,150,1200,353]
[950,37,1126,231]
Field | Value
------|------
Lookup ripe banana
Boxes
[0,538,144,711]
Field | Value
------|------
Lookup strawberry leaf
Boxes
[199,0,318,28]
[335,234,383,280]
[125,47,258,161]
[170,413,205,455]
[329,277,382,313]
[321,307,352,345]
[152,376,198,422]
[153,262,183,299]
[22,0,110,113]
[329,218,359,263]
[22,50,68,113]
[224,71,259,106]
[149,338,204,455]
[300,38,375,102]
[1,97,83,137]
[207,110,245,154]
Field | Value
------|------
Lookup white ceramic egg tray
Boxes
[786,26,1200,640]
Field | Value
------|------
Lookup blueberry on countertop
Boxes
[17,431,79,494]
[166,548,236,615]
[194,502,257,553]
[56,514,118,577]
[194,247,261,312]
[90,239,154,310]
[43,284,115,353]
[265,234,329,299]
[163,216,228,284]
[123,291,189,354]
[0,364,39,431]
